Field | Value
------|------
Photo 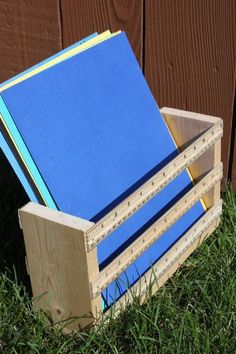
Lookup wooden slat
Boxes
[145,0,236,185]
[0,0,61,83]
[60,0,143,66]
[18,202,101,331]
[90,164,222,298]
[162,107,222,208]
[86,116,223,251]
[103,200,222,319]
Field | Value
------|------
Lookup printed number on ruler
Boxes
[86,120,223,250]
[109,200,222,310]
[91,165,222,298]
[138,201,222,297]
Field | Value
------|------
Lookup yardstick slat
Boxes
[86,120,223,251]
[104,200,222,316]
[90,163,222,298]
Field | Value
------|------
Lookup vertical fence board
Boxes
[0,0,235,189]
[0,0,61,83]
[61,0,143,66]
[230,92,236,190]
[145,0,236,186]
[231,123,236,190]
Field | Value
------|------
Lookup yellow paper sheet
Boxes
[0,30,120,92]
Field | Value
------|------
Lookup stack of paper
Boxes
[0,31,205,308]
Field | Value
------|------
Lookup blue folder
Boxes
[0,32,205,308]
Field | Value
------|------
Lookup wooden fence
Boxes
[0,0,235,190]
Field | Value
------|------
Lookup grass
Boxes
[0,152,235,353]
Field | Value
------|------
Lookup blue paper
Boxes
[0,33,98,206]
[1,32,205,308]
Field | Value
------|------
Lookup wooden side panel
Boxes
[60,0,143,66]
[19,202,101,331]
[161,107,221,208]
[145,0,236,185]
[0,0,61,83]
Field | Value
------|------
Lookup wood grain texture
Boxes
[90,164,222,298]
[231,127,236,189]
[61,0,143,66]
[19,202,101,331]
[145,0,236,186]
[162,107,222,208]
[0,0,61,83]
[104,208,221,319]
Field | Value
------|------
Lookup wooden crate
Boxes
[18,107,223,331]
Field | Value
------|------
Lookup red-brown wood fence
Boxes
[0,0,235,190]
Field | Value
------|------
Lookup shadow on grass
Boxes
[0,150,31,291]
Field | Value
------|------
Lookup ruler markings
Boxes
[107,200,222,312]
[91,164,222,298]
[86,121,223,251]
